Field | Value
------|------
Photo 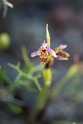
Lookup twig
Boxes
[2,0,14,17]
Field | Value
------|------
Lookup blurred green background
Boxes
[0,0,83,124]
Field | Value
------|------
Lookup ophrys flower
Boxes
[31,41,57,64]
[31,24,70,68]
[55,44,70,60]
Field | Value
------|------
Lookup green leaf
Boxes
[0,67,11,84]
[66,65,79,79]
[21,46,33,73]
[51,65,79,98]
[7,103,23,114]
[46,24,51,47]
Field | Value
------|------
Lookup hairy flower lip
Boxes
[55,44,70,60]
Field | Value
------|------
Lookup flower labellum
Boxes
[31,41,57,65]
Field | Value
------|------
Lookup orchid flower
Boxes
[31,24,70,86]
[31,24,70,68]
[55,44,70,60]
[31,41,57,65]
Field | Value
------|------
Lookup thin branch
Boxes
[8,63,42,91]
[2,0,14,17]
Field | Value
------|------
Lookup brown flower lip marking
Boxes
[55,44,70,60]
[31,41,57,64]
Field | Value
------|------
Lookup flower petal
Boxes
[57,57,69,60]
[59,44,67,50]
[41,41,48,48]
[47,47,57,58]
[31,50,40,57]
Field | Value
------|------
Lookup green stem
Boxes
[33,78,42,91]
[8,63,42,91]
